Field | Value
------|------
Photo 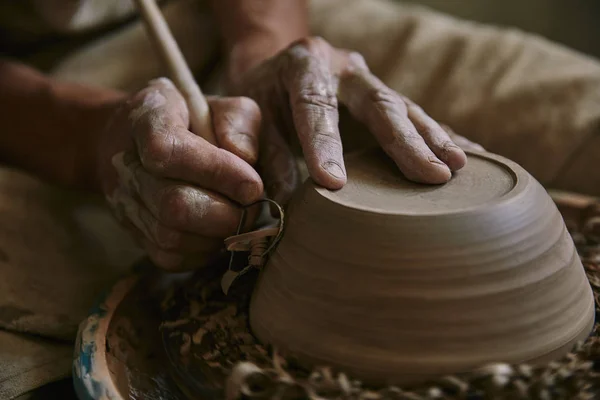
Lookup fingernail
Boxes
[323,162,346,180]
[442,143,462,158]
[444,142,461,151]
[428,156,447,166]
[237,180,261,204]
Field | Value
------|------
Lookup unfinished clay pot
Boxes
[249,147,595,385]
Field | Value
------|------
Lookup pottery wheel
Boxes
[73,189,600,400]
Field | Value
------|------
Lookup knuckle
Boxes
[148,77,175,90]
[287,36,330,62]
[404,98,423,112]
[143,87,165,103]
[131,87,156,104]
[138,128,177,174]
[347,51,368,69]
[158,185,191,227]
[154,224,182,250]
[295,88,338,110]
[235,96,261,116]
[310,130,342,151]
[292,36,325,51]
[368,87,402,107]
[302,36,327,52]
[137,89,167,114]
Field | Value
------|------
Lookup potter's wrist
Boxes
[50,83,126,192]
[226,34,304,87]
[84,98,125,193]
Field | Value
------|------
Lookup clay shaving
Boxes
[159,203,600,400]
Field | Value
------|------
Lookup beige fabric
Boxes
[50,0,218,92]
[0,330,72,400]
[309,0,600,195]
[0,167,143,398]
[2,0,600,397]
[0,0,134,34]
[50,0,600,196]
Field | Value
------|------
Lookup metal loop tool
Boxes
[221,199,285,294]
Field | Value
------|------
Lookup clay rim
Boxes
[313,150,528,218]
[72,274,138,400]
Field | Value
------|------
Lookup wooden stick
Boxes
[133,0,216,145]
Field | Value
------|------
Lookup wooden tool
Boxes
[133,0,216,145]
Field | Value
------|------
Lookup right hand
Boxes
[225,37,470,206]
[95,78,264,271]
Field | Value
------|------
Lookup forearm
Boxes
[0,60,125,191]
[208,0,309,76]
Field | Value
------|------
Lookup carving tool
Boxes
[133,0,216,145]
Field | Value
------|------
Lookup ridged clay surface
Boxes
[249,148,595,385]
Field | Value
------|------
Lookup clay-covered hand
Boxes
[96,78,263,271]
[227,37,468,205]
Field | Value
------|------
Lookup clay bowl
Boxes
[249,147,596,386]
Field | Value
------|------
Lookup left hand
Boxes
[226,36,468,206]
[95,78,264,271]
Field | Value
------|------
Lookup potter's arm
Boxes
[207,0,309,76]
[207,0,468,203]
[0,59,124,190]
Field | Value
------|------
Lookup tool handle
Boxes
[133,0,216,145]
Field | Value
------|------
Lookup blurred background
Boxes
[405,0,600,59]
[1,0,599,71]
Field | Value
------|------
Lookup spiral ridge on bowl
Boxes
[249,148,595,385]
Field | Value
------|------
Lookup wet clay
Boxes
[249,147,596,385]
[76,202,600,399]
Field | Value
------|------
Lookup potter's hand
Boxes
[96,78,263,271]
[228,37,467,205]
[440,124,486,153]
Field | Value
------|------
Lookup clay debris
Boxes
[160,202,600,400]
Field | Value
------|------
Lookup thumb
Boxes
[208,96,262,165]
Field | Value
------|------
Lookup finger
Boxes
[134,205,222,253]
[284,39,346,189]
[129,77,189,129]
[129,90,263,205]
[403,97,467,171]
[112,152,244,238]
[338,57,452,184]
[108,181,222,271]
[440,124,486,152]
[208,96,262,165]
[259,123,300,208]
[105,174,221,252]
[120,191,222,253]
[105,185,146,248]
[116,218,193,271]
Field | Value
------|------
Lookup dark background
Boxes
[405,0,600,60]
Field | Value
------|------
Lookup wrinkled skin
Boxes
[96,78,263,271]
[96,38,483,271]
[227,37,476,205]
